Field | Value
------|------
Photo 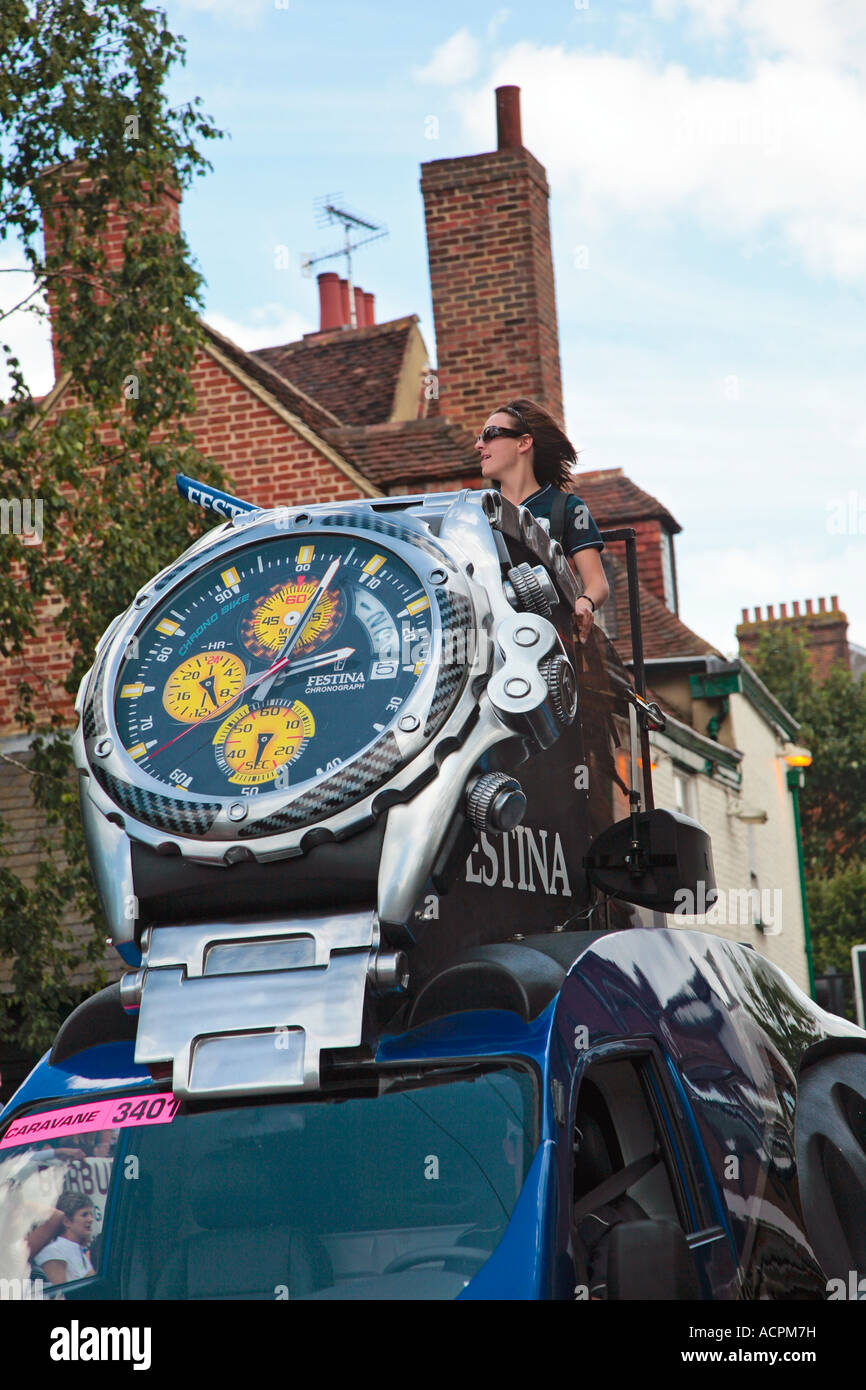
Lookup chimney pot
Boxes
[831,594,839,610]
[805,598,813,614]
[353,285,365,328]
[753,606,762,622]
[496,86,522,150]
[363,291,375,325]
[793,600,800,616]
[317,272,343,332]
[767,604,775,620]
[741,608,749,623]
[818,596,826,612]
[339,278,350,326]
[780,603,787,618]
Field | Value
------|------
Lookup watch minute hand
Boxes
[253,557,341,701]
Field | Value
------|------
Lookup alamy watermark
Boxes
[827,1271,866,1300]
[0,497,43,544]
[672,882,783,935]
[0,1276,46,1301]
[826,490,866,535]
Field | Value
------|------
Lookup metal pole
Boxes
[345,223,356,328]
[787,766,816,999]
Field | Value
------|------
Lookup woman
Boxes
[475,398,609,644]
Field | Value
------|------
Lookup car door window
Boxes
[572,1055,698,1297]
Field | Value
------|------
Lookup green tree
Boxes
[750,626,866,872]
[0,1,224,1050]
[750,627,866,983]
[807,860,866,976]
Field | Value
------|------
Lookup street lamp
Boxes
[780,744,814,997]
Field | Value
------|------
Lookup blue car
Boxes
[2,923,864,1300]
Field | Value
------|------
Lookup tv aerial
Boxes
[301,194,388,327]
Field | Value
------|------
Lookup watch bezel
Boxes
[75,507,484,861]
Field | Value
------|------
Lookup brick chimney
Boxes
[39,163,181,384]
[737,597,850,681]
[420,85,564,433]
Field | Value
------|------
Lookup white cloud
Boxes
[173,0,272,22]
[448,42,866,281]
[414,29,481,86]
[487,9,510,40]
[205,304,312,352]
[0,252,55,402]
[653,0,866,74]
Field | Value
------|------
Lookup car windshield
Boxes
[0,1063,537,1301]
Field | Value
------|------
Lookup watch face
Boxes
[111,533,437,800]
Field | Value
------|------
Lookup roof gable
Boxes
[574,468,681,534]
[252,317,423,427]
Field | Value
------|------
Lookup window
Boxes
[673,768,696,819]
[572,1055,700,1296]
[660,528,677,612]
[0,1063,538,1301]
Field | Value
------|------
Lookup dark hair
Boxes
[495,398,578,490]
[57,1190,93,1221]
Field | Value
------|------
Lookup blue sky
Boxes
[4,0,865,655]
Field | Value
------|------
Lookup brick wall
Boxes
[737,598,850,682]
[421,145,564,433]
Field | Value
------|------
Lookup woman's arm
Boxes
[39,1259,68,1285]
[26,1208,64,1257]
[570,548,609,645]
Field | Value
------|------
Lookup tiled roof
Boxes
[201,322,341,438]
[252,317,419,427]
[603,551,719,663]
[323,417,480,488]
[573,468,682,534]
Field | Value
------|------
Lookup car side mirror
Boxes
[585,808,716,914]
[607,1219,701,1300]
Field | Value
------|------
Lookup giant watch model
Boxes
[73,487,582,1098]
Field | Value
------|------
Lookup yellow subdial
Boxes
[243,577,343,659]
[162,651,247,724]
[213,701,315,787]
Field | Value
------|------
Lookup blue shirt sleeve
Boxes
[566,495,604,555]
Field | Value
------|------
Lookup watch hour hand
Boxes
[265,645,355,685]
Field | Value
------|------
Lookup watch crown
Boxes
[503,563,557,617]
[539,654,577,728]
[465,772,527,835]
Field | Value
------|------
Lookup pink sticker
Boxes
[0,1092,180,1149]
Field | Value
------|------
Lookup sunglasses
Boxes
[476,425,529,445]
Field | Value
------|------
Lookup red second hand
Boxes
[148,648,302,761]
